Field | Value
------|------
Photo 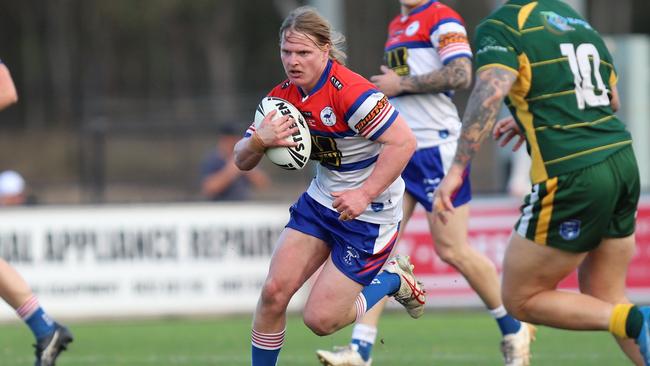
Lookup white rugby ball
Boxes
[254,97,311,170]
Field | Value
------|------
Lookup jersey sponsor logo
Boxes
[343,246,360,266]
[438,32,469,48]
[386,47,410,76]
[476,35,508,55]
[541,11,592,33]
[310,135,342,168]
[320,106,337,126]
[354,96,389,131]
[559,219,581,241]
[405,21,420,36]
[302,110,316,126]
[330,75,344,90]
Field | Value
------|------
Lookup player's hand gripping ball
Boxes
[254,97,311,170]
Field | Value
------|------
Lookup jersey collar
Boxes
[298,59,333,99]
[405,0,436,18]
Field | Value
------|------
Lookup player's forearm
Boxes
[400,57,472,94]
[233,136,265,171]
[361,121,416,200]
[453,67,516,168]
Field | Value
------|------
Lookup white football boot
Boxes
[501,322,537,366]
[316,345,371,366]
[383,255,426,318]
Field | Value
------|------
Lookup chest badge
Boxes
[320,106,337,126]
[405,21,420,36]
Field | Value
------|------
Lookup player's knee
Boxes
[502,291,532,322]
[260,277,292,311]
[435,244,463,266]
[303,309,340,336]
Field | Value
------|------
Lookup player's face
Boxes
[280,30,329,94]
[399,0,428,10]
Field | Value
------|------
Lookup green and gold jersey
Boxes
[474,0,632,184]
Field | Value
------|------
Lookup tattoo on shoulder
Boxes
[400,57,472,94]
[454,67,517,166]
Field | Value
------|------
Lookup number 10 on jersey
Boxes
[560,43,610,110]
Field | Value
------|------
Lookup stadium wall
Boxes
[0,197,649,321]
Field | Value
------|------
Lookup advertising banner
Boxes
[0,197,648,319]
[0,203,293,320]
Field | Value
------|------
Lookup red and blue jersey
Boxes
[384,0,473,149]
[246,60,404,224]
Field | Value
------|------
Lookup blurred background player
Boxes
[317,1,533,365]
[199,125,270,201]
[0,59,73,366]
[434,0,649,364]
[233,7,424,366]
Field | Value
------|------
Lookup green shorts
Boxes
[514,146,640,252]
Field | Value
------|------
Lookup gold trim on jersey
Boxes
[518,2,538,30]
[610,71,618,87]
[600,59,615,70]
[535,115,615,132]
[509,52,549,184]
[526,89,575,102]
[530,57,614,69]
[535,177,557,244]
[485,19,521,36]
[521,26,545,34]
[530,57,568,67]
[544,140,632,166]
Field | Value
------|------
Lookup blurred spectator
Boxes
[0,170,27,206]
[200,125,270,201]
[0,60,17,110]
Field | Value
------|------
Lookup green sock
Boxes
[626,306,643,339]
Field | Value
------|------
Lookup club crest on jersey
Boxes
[405,21,420,36]
[541,11,592,33]
[320,106,336,126]
[343,246,360,266]
[559,219,581,241]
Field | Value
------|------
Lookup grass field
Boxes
[0,310,632,365]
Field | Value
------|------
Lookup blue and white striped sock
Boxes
[251,328,285,366]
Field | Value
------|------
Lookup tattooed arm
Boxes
[401,56,473,93]
[433,66,517,221]
[453,66,517,167]
[370,57,472,97]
